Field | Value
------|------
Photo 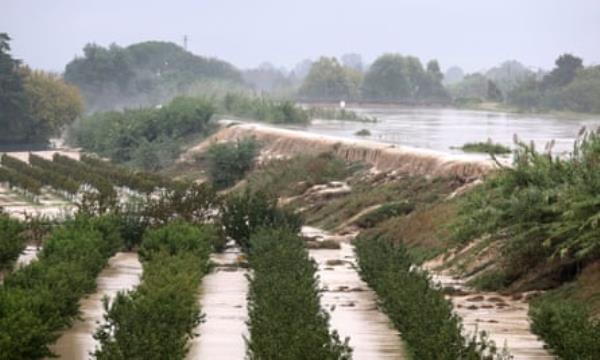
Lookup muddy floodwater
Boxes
[431,273,554,360]
[49,252,142,359]
[187,245,248,360]
[304,226,407,360]
[285,106,600,156]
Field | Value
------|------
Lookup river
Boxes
[286,106,600,157]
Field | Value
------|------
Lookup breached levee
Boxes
[182,122,495,180]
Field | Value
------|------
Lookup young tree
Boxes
[298,57,359,101]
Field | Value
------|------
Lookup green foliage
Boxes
[222,93,309,124]
[459,141,511,155]
[0,215,122,359]
[220,190,302,250]
[0,213,25,271]
[453,130,600,282]
[355,201,415,228]
[206,137,260,189]
[0,33,83,145]
[64,41,242,112]
[361,54,449,103]
[246,152,358,198]
[449,74,502,102]
[298,57,361,101]
[246,227,352,359]
[354,234,509,359]
[0,164,43,196]
[69,96,215,170]
[354,129,371,136]
[94,222,213,360]
[508,54,600,113]
[530,299,600,359]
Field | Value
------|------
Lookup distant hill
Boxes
[64,41,243,112]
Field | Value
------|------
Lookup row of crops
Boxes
[0,153,185,201]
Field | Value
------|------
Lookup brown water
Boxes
[430,273,555,359]
[304,227,407,360]
[186,246,248,360]
[284,107,600,157]
[49,252,142,359]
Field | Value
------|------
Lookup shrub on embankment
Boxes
[246,227,352,360]
[0,215,122,359]
[220,190,302,250]
[530,299,600,359]
[94,221,214,360]
[453,130,600,288]
[354,234,510,360]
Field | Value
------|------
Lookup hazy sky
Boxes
[3,0,600,73]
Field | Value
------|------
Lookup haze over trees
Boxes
[298,57,362,102]
[0,33,83,146]
[64,41,243,112]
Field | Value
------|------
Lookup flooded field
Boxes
[287,107,600,156]
[304,227,407,359]
[187,245,248,360]
[431,273,554,359]
[49,252,142,359]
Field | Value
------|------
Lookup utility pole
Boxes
[183,35,188,51]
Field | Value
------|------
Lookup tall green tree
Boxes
[298,57,359,101]
[0,33,30,144]
[542,53,583,89]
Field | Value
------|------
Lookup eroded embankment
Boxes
[49,252,142,359]
[182,122,494,180]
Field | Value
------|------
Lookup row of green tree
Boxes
[246,226,352,359]
[354,234,511,359]
[298,55,449,103]
[0,215,122,358]
[0,33,83,146]
[94,222,217,359]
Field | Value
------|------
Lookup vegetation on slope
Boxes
[0,213,25,271]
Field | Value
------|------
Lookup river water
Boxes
[286,107,600,157]
[49,252,142,359]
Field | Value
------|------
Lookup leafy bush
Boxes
[530,299,600,359]
[354,234,509,359]
[206,137,260,189]
[94,222,214,360]
[458,142,511,155]
[355,201,414,228]
[0,215,122,359]
[246,152,356,198]
[220,190,302,250]
[246,227,352,359]
[0,213,25,271]
[68,96,215,170]
[222,93,309,124]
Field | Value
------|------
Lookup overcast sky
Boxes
[3,0,600,73]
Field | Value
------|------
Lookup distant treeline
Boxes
[64,41,243,112]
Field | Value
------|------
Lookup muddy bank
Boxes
[186,246,248,360]
[304,227,407,359]
[182,122,493,180]
[49,252,142,359]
